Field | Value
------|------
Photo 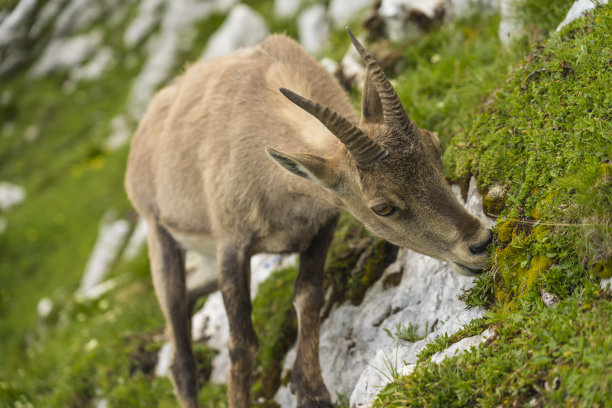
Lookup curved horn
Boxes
[280,88,388,166]
[347,28,414,132]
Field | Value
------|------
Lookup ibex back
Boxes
[125,30,492,408]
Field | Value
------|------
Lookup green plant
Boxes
[384,322,426,343]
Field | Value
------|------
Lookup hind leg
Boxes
[147,219,198,408]
[217,238,258,408]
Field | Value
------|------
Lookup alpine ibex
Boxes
[125,29,492,408]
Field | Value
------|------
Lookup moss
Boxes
[251,267,298,402]
[379,4,612,405]
[482,185,507,216]
[376,296,612,407]
[495,219,516,245]
[415,319,487,363]
[323,213,398,311]
[511,0,577,42]
[390,12,524,148]
[594,257,612,279]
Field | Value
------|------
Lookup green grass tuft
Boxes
[375,4,612,406]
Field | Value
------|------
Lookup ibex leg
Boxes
[217,239,258,408]
[147,220,198,408]
[292,217,338,408]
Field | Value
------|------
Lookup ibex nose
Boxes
[469,229,493,255]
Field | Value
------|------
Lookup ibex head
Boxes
[266,29,491,275]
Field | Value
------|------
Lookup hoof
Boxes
[297,400,334,408]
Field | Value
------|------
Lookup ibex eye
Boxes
[371,204,397,217]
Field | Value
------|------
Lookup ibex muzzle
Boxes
[125,29,491,408]
[268,29,491,276]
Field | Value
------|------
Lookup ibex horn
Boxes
[280,88,388,166]
[346,28,414,132]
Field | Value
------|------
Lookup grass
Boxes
[374,4,612,406]
[376,295,611,407]
[3,1,610,407]
[251,266,299,402]
[389,12,524,148]
[0,1,370,406]
[511,0,576,41]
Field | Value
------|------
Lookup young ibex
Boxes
[125,29,492,408]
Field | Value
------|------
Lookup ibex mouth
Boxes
[453,262,485,276]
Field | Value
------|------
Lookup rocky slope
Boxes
[0,1,609,407]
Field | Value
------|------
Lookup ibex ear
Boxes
[361,68,384,125]
[265,147,340,190]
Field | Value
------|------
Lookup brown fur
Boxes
[126,34,490,408]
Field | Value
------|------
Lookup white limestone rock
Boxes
[274,0,304,18]
[122,215,149,260]
[556,0,608,32]
[202,4,269,61]
[128,0,237,118]
[0,181,26,210]
[0,0,38,47]
[430,328,495,364]
[600,277,612,293]
[104,115,131,151]
[328,0,372,27]
[124,0,166,47]
[444,0,500,19]
[378,0,444,41]
[71,46,115,82]
[339,40,366,90]
[154,342,173,377]
[37,297,54,320]
[52,0,103,36]
[78,212,131,297]
[77,275,127,301]
[30,0,63,37]
[30,29,103,77]
[156,254,297,384]
[274,177,496,407]
[298,4,329,55]
[499,0,522,46]
[320,57,338,75]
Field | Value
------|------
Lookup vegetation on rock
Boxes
[375,3,612,406]
[1,1,610,407]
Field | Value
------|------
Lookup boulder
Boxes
[71,46,115,82]
[155,253,297,382]
[444,0,500,19]
[122,215,149,260]
[274,0,304,19]
[201,4,269,60]
[30,29,103,77]
[78,212,131,298]
[0,181,26,210]
[556,0,609,32]
[128,0,237,118]
[378,0,445,42]
[104,114,131,151]
[328,0,372,27]
[0,0,38,47]
[124,0,166,47]
[298,4,329,54]
[52,0,103,37]
[499,0,522,45]
[274,177,496,406]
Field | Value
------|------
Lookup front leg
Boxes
[217,239,258,408]
[292,217,338,408]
